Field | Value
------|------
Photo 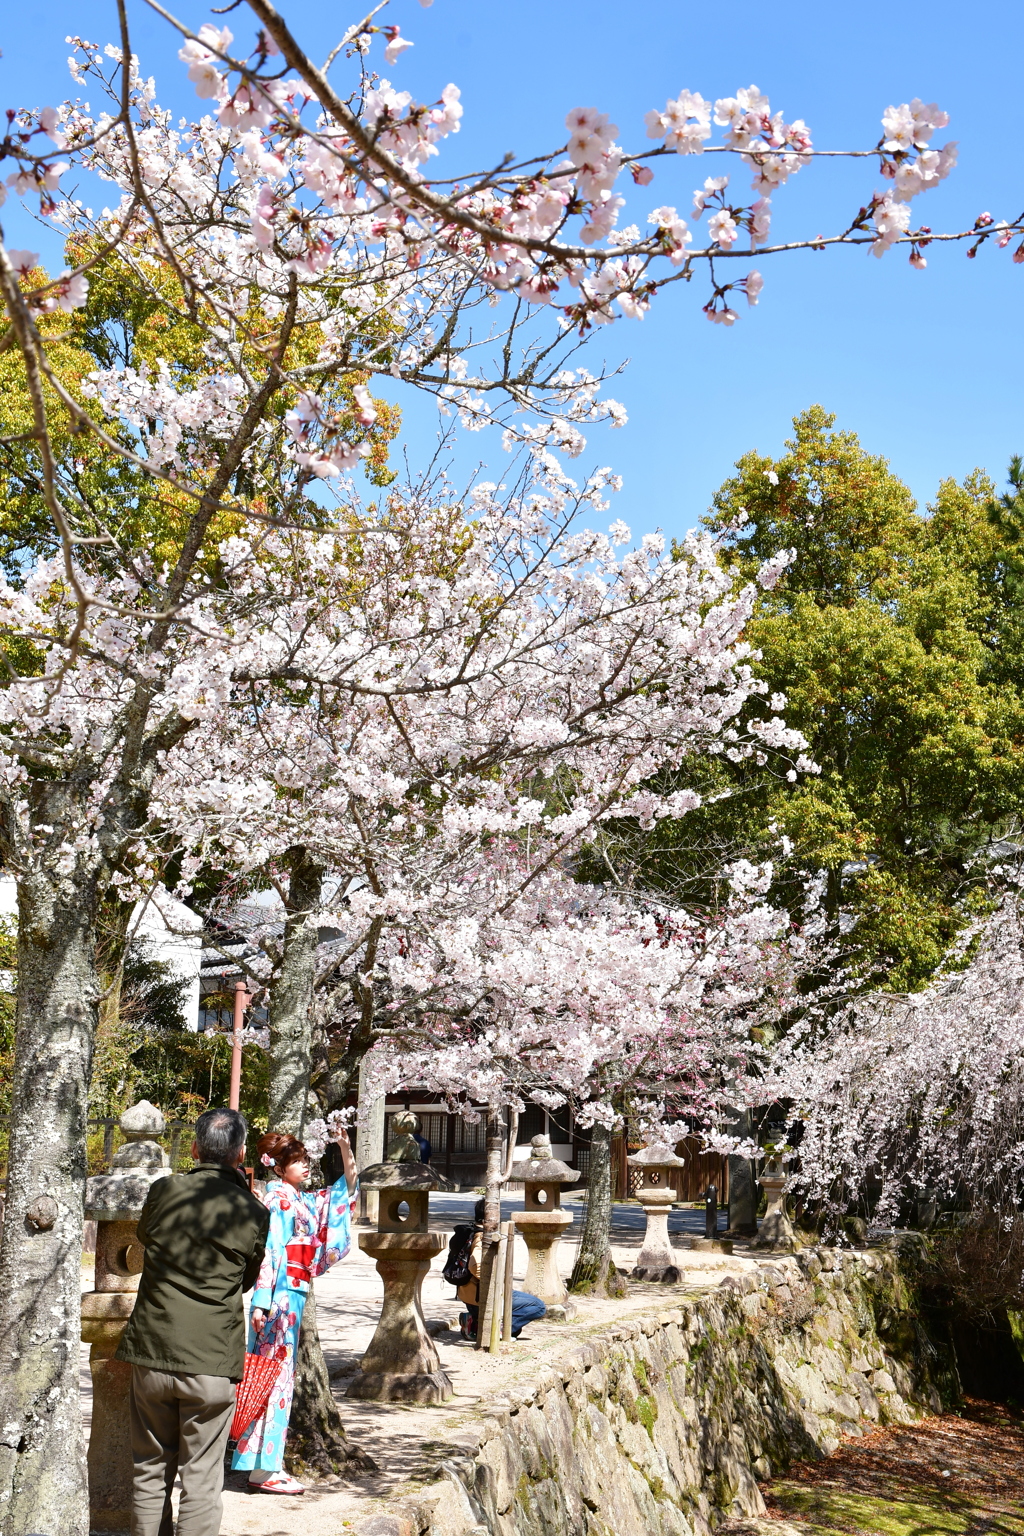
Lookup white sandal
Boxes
[249,1472,306,1495]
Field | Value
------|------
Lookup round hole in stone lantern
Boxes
[81,1100,171,1531]
[346,1151,453,1405]
[627,1141,688,1282]
[507,1134,581,1321]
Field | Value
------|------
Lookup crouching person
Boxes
[116,1107,269,1536]
[447,1198,547,1340]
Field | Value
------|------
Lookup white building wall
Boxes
[0,877,203,1027]
[132,889,204,1030]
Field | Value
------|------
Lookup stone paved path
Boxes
[81,1194,741,1535]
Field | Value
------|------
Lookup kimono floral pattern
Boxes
[232,1174,355,1472]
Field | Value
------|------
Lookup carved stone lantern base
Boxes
[631,1187,681,1281]
[346,1231,454,1404]
[81,1293,137,1531]
[751,1166,797,1253]
[626,1142,689,1283]
[507,1133,581,1320]
[514,1208,575,1318]
[82,1100,171,1531]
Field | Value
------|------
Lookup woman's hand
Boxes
[250,1308,266,1333]
[331,1125,358,1187]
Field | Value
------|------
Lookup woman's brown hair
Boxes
[257,1131,308,1173]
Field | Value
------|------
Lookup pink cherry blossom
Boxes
[871,191,912,256]
[178,24,232,102]
[644,90,711,154]
[707,208,739,248]
[881,98,949,153]
[7,250,38,277]
[383,28,414,66]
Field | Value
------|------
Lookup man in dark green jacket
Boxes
[116,1107,269,1536]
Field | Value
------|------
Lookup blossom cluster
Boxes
[122,458,810,1129]
[764,898,1024,1220]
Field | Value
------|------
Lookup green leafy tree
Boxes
[587,408,1024,994]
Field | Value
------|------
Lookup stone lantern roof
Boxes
[509,1133,580,1185]
[626,1140,688,1170]
[358,1161,441,1191]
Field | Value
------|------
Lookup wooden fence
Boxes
[612,1135,730,1203]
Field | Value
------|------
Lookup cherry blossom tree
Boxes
[765,896,1024,1232]
[0,2,1012,1526]
[362,857,797,1296]
[151,462,806,1118]
[141,466,807,1316]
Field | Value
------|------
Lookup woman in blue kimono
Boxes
[233,1125,357,1496]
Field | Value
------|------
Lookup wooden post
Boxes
[489,1223,508,1353]
[228,979,248,1111]
[501,1219,515,1342]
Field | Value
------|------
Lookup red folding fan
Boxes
[231,1348,287,1441]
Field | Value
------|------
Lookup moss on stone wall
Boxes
[391,1248,955,1536]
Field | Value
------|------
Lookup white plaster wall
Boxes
[131,888,204,1030]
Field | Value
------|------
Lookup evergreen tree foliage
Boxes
[584,407,1024,993]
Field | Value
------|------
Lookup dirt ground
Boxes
[760,1398,1024,1536]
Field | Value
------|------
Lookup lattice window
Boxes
[452,1115,486,1153]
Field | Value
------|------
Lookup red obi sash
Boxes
[285,1238,316,1287]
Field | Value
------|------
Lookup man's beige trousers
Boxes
[129,1366,237,1536]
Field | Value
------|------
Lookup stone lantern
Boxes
[508,1134,579,1321]
[751,1150,797,1252]
[81,1100,171,1531]
[627,1142,687,1281]
[346,1112,453,1404]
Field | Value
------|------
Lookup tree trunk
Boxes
[569,1121,627,1298]
[268,849,322,1136]
[283,1289,376,1478]
[483,1106,505,1238]
[475,1107,507,1351]
[269,857,371,1476]
[0,874,100,1535]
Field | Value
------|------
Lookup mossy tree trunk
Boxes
[0,870,100,1535]
[569,1120,627,1298]
[284,1289,377,1478]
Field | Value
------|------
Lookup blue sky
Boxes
[2,0,1022,542]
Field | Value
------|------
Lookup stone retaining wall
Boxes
[364,1247,955,1536]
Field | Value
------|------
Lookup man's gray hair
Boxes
[195,1107,248,1165]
